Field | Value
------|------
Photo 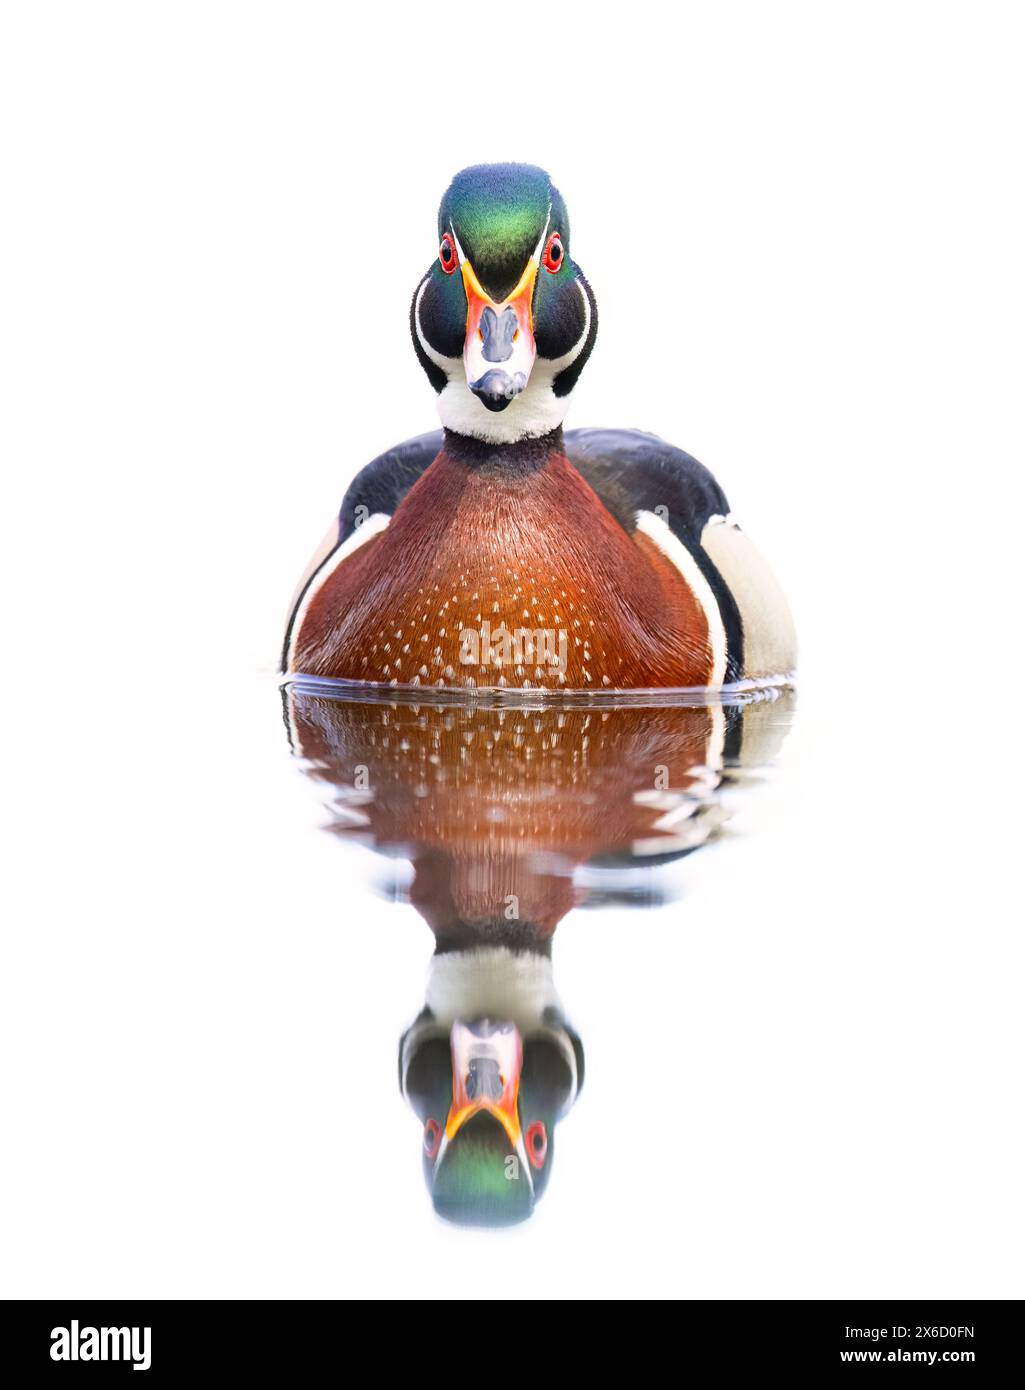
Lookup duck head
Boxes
[399,953,584,1227]
[411,163,597,444]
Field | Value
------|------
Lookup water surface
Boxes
[283,680,795,1225]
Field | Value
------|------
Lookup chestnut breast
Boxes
[292,444,714,689]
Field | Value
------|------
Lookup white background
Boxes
[2,1,1022,1298]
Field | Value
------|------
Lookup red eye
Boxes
[423,1117,442,1159]
[439,233,458,275]
[525,1120,547,1169]
[541,233,563,274]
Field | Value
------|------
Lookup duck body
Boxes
[283,163,796,691]
[284,425,796,689]
[289,428,714,688]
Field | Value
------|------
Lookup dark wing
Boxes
[564,427,730,542]
[338,429,444,541]
[564,427,744,680]
[282,430,443,672]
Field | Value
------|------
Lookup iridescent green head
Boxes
[411,163,597,445]
[400,1007,584,1227]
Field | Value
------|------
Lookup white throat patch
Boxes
[415,277,592,445]
[426,947,561,1033]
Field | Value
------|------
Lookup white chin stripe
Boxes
[284,511,390,672]
[414,275,460,377]
[635,510,728,687]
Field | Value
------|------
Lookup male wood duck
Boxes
[284,161,796,690]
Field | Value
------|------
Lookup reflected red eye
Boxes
[525,1120,547,1169]
[439,233,457,275]
[423,1118,442,1159]
[541,233,563,274]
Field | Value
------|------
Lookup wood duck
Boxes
[283,163,796,691]
[286,685,794,1224]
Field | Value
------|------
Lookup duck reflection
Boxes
[283,684,794,1226]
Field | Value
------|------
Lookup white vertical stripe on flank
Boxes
[284,511,390,672]
[635,509,728,687]
[700,519,797,680]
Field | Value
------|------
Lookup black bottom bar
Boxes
[2,1300,1020,1377]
